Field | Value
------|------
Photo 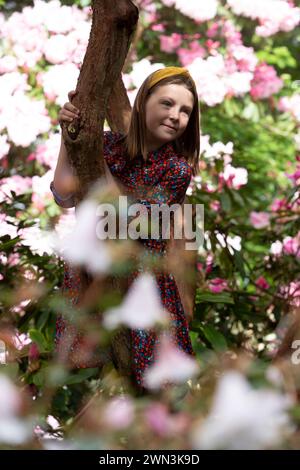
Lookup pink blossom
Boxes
[227,0,300,37]
[205,254,214,274]
[282,233,300,258]
[144,402,189,437]
[270,240,283,256]
[177,41,206,66]
[249,211,270,229]
[28,343,40,361]
[44,34,77,64]
[229,44,258,72]
[31,170,54,211]
[160,33,182,53]
[34,133,61,170]
[38,63,80,106]
[188,56,228,106]
[250,63,283,100]
[208,278,229,293]
[4,92,51,147]
[286,168,300,185]
[206,22,219,38]
[270,198,288,212]
[102,396,134,430]
[0,175,32,202]
[255,276,270,290]
[210,200,221,211]
[0,56,18,73]
[280,281,300,308]
[103,273,168,330]
[278,95,300,122]
[222,164,248,189]
[0,214,18,238]
[0,135,10,161]
[143,334,199,389]
[222,19,242,46]
[151,24,165,32]
[173,0,218,22]
[224,71,253,96]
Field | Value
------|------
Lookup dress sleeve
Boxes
[50,181,76,209]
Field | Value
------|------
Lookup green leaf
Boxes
[196,291,234,304]
[200,325,227,352]
[64,368,99,385]
[29,329,48,352]
[220,192,231,212]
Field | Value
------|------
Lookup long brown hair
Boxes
[124,71,200,175]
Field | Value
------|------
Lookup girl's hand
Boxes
[58,90,80,126]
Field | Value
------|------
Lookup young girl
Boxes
[51,66,200,390]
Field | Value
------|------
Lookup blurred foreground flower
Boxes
[143,335,199,390]
[0,374,32,445]
[103,273,168,330]
[54,199,112,274]
[191,370,293,450]
[102,396,134,430]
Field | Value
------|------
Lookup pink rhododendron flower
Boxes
[250,63,283,100]
[0,135,10,160]
[280,281,300,308]
[103,273,168,330]
[278,94,300,122]
[227,0,300,37]
[145,402,189,437]
[250,211,270,229]
[255,276,270,290]
[4,92,51,147]
[169,0,219,23]
[0,175,32,202]
[102,396,134,430]
[188,56,228,106]
[55,199,112,273]
[143,334,198,389]
[0,214,18,238]
[270,240,283,256]
[34,133,61,170]
[37,63,80,106]
[177,41,206,66]
[208,278,229,293]
[44,34,77,64]
[270,198,288,212]
[222,164,248,189]
[160,33,182,53]
[282,233,300,258]
[0,55,18,73]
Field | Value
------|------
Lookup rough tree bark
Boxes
[61,0,138,201]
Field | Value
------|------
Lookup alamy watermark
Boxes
[93,196,204,251]
[291,340,300,365]
[0,340,6,365]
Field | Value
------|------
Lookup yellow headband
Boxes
[148,66,193,89]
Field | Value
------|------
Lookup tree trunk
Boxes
[61,0,138,201]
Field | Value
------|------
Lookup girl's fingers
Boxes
[68,90,77,100]
[58,110,78,122]
[64,101,80,115]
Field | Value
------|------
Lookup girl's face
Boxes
[144,83,194,152]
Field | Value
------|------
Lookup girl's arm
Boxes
[51,91,79,207]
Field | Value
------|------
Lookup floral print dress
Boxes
[52,131,194,388]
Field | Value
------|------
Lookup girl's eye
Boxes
[163,101,171,106]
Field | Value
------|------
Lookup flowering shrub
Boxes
[0,0,300,450]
